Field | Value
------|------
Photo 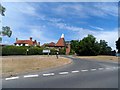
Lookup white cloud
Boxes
[95,30,118,50]
[28,26,58,45]
[53,2,118,18]
[90,26,104,31]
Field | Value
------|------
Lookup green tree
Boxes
[0,4,12,42]
[78,34,100,56]
[116,37,120,53]
[70,40,79,54]
[0,4,5,16]
[99,40,112,55]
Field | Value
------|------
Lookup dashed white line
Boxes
[71,70,79,73]
[59,72,69,75]
[43,73,55,76]
[5,67,111,81]
[98,68,104,70]
[81,70,88,72]
[24,74,39,78]
[113,67,116,69]
[5,76,19,80]
[91,69,97,71]
[106,68,110,69]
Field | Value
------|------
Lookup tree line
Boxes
[70,34,118,56]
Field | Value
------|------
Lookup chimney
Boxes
[34,40,36,42]
[38,42,40,46]
[16,38,18,41]
[30,37,32,41]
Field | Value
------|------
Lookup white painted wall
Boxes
[25,44,29,46]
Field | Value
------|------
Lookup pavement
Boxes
[2,56,119,88]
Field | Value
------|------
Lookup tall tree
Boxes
[0,4,12,42]
[99,40,112,55]
[78,34,100,56]
[116,37,120,53]
[70,40,79,54]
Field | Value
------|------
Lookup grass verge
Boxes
[2,55,72,77]
[76,55,118,62]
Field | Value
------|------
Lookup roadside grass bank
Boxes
[2,55,72,78]
[76,55,118,62]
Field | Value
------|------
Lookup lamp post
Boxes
[26,49,29,55]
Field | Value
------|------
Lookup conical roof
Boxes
[56,34,66,47]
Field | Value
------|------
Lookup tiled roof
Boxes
[15,40,33,45]
[56,38,66,47]
[48,42,55,47]
[14,37,38,46]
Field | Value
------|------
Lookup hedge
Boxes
[2,46,66,56]
[2,46,27,56]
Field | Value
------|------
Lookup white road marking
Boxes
[98,68,104,70]
[106,68,111,70]
[43,73,55,76]
[24,74,39,78]
[113,67,116,69]
[81,70,88,72]
[5,76,19,80]
[91,69,97,71]
[71,70,79,73]
[59,72,69,75]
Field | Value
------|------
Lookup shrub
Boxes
[59,48,66,55]
[2,46,27,56]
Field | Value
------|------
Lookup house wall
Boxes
[25,44,29,46]
[66,44,71,55]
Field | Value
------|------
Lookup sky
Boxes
[2,2,118,50]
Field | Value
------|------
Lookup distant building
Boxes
[56,34,66,48]
[14,37,40,46]
[42,34,71,55]
[65,41,71,55]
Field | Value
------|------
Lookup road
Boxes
[2,56,119,88]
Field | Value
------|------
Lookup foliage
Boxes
[0,5,12,42]
[70,40,79,54]
[59,48,66,55]
[2,46,61,56]
[0,4,5,16]
[2,46,27,55]
[70,34,112,56]
[78,35,100,56]
[1,26,12,37]
[116,37,120,53]
[50,48,57,55]
[99,40,112,55]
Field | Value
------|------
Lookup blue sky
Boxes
[2,2,118,50]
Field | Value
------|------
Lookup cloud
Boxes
[53,2,118,18]
[95,29,118,50]
[29,26,58,45]
[90,26,104,31]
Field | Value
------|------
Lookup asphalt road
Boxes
[2,56,119,88]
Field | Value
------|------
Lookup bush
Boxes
[2,46,44,56]
[59,48,66,55]
[2,46,27,56]
[28,47,43,55]
[50,48,57,55]
[2,46,63,56]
